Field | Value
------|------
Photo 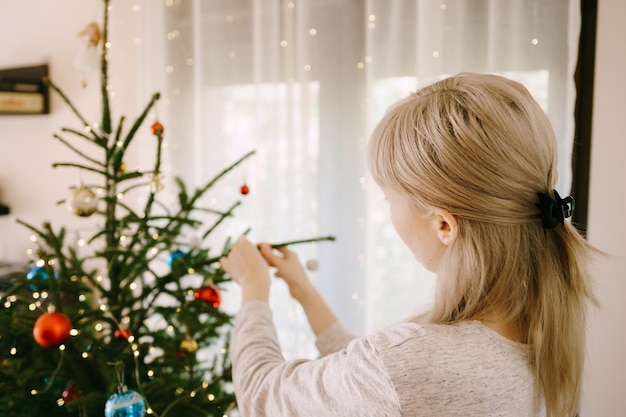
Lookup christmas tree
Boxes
[0,2,332,416]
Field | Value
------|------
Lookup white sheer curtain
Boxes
[136,0,580,359]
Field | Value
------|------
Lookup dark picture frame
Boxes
[0,64,50,115]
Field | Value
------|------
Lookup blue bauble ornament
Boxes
[166,249,186,267]
[26,266,49,291]
[104,389,146,417]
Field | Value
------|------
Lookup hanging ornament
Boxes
[150,121,164,136]
[26,265,50,291]
[305,259,319,271]
[114,327,133,341]
[104,387,146,417]
[239,183,250,195]
[149,174,164,193]
[193,284,221,308]
[67,184,99,217]
[33,311,72,348]
[179,333,199,354]
[118,161,128,175]
[166,249,186,267]
[74,21,102,87]
[62,384,81,403]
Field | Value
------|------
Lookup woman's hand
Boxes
[258,244,338,337]
[220,237,271,303]
[258,244,314,303]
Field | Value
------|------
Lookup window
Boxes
[138,0,581,358]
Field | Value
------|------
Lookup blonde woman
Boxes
[221,73,597,417]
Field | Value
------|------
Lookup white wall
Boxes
[0,1,623,415]
[580,0,626,415]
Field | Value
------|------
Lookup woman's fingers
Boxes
[258,243,290,266]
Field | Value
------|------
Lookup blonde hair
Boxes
[367,73,597,417]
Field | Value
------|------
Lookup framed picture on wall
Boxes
[0,64,49,115]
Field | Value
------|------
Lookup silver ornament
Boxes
[305,259,319,271]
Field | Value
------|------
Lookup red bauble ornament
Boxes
[194,284,221,308]
[33,312,72,348]
[62,384,81,403]
[239,184,250,195]
[114,328,133,340]
[150,121,164,136]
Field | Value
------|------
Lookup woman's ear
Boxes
[434,208,458,246]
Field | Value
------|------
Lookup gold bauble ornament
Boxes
[67,184,99,217]
[179,333,198,353]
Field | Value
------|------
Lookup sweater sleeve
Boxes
[315,320,358,356]
[230,301,401,417]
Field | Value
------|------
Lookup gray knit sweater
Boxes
[231,301,544,416]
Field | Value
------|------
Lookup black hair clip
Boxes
[537,190,575,229]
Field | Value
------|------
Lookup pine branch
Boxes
[110,115,125,149]
[187,150,256,208]
[202,201,241,239]
[109,199,143,219]
[203,235,337,265]
[45,78,94,135]
[174,177,188,207]
[131,131,164,246]
[115,171,146,184]
[111,231,169,284]
[108,115,126,173]
[121,92,160,151]
[118,153,252,275]
[51,162,107,176]
[53,134,105,167]
[61,127,108,147]
[15,219,47,241]
[135,271,181,326]
[270,235,336,248]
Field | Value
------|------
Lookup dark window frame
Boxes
[571,0,598,236]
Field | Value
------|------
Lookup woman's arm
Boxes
[221,237,353,354]
[258,243,339,337]
[231,302,400,417]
